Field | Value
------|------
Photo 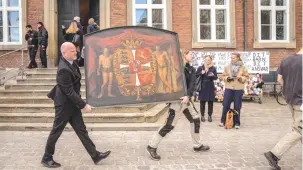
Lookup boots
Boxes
[146,145,161,161]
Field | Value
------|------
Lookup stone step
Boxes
[26,73,86,79]
[0,90,86,97]
[4,84,86,90]
[25,68,85,74]
[0,96,87,104]
[0,112,146,123]
[0,104,156,113]
[17,78,86,85]
[0,104,168,124]
[0,122,160,131]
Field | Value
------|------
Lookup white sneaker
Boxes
[219,123,224,127]
[235,125,240,129]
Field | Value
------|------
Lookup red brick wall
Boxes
[110,0,127,27]
[0,0,301,68]
[246,0,302,67]
[0,0,44,68]
[27,0,44,28]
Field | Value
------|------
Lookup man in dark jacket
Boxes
[146,50,210,161]
[37,22,48,68]
[25,24,38,68]
[41,42,111,168]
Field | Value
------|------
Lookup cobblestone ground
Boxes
[0,98,302,170]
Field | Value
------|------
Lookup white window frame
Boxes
[258,0,289,42]
[0,0,22,45]
[132,0,167,29]
[197,0,230,42]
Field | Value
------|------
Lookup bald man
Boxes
[42,42,110,168]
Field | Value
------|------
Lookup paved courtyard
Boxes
[0,98,302,170]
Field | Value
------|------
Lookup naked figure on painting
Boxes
[84,26,186,107]
[98,48,115,98]
[154,45,173,94]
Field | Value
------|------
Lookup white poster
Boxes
[192,51,270,74]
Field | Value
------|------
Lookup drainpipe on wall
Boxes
[243,0,247,51]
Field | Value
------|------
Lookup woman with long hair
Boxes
[62,21,81,44]
[196,55,217,122]
[87,18,100,34]
[219,52,249,129]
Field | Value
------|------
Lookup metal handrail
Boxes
[0,45,33,58]
[0,45,34,85]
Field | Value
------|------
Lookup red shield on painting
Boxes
[84,26,186,107]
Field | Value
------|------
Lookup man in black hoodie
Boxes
[25,25,38,68]
[146,50,210,161]
[37,22,48,68]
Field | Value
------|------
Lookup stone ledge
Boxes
[0,122,161,131]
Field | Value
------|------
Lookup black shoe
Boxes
[93,151,111,164]
[201,116,205,122]
[264,151,281,170]
[193,145,210,152]
[208,116,212,122]
[41,159,61,168]
[146,145,161,161]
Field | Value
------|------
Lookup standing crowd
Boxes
[25,16,100,69]
[26,17,302,170]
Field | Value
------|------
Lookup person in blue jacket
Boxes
[196,55,217,122]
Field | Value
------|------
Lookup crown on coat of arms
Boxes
[121,35,143,49]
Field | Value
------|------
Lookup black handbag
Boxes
[195,75,202,92]
[72,34,81,44]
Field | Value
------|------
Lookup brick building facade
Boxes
[0,0,302,69]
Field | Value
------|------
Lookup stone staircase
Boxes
[0,68,168,131]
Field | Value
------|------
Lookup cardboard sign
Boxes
[192,51,270,74]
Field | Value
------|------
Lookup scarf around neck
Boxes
[229,61,243,78]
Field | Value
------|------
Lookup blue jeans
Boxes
[220,89,244,126]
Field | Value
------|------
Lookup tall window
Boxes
[259,0,289,41]
[198,0,230,42]
[133,0,167,29]
[0,0,21,44]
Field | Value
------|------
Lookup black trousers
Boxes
[200,101,213,117]
[40,45,47,67]
[43,105,98,161]
[28,46,38,67]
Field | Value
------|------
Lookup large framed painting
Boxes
[84,26,187,107]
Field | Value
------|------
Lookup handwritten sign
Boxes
[192,51,270,74]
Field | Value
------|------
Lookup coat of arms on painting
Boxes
[84,26,186,107]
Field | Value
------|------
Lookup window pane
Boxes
[200,10,210,24]
[276,11,285,25]
[7,0,19,7]
[152,9,163,28]
[199,0,210,5]
[200,25,211,39]
[136,9,147,25]
[0,0,2,7]
[135,0,147,4]
[276,26,285,40]
[215,0,225,5]
[8,11,19,27]
[216,25,225,39]
[276,0,286,6]
[261,0,271,6]
[261,10,271,24]
[152,0,162,4]
[153,24,163,29]
[0,27,2,42]
[0,11,2,26]
[261,26,271,40]
[8,27,19,42]
[216,9,225,24]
